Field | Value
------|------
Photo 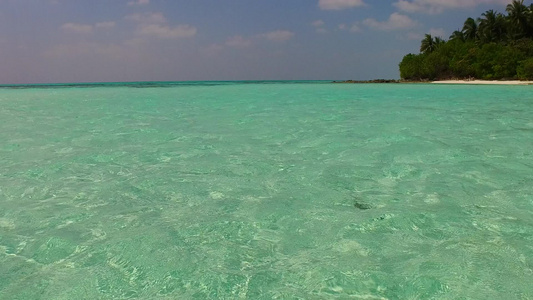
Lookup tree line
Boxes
[399,0,533,81]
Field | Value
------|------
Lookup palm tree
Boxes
[449,30,465,42]
[462,17,478,40]
[529,4,533,37]
[420,34,434,53]
[478,10,506,43]
[506,0,528,39]
[420,34,444,54]
[495,13,508,41]
[434,37,445,47]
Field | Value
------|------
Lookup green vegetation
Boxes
[399,0,533,80]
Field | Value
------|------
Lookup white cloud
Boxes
[128,0,150,6]
[393,0,511,14]
[260,30,295,42]
[319,0,366,10]
[339,23,362,33]
[312,20,325,27]
[363,13,418,31]
[125,12,166,24]
[61,23,93,34]
[225,36,252,48]
[312,20,327,33]
[126,12,196,39]
[95,21,116,29]
[138,24,197,39]
[350,24,362,32]
[61,21,115,34]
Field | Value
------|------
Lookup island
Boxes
[399,0,533,82]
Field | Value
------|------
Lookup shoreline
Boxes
[432,80,533,85]
[334,79,533,85]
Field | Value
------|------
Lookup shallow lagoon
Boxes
[1,82,532,299]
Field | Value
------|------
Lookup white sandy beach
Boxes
[433,80,533,85]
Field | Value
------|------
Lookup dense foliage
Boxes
[399,0,533,80]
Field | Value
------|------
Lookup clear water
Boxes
[0,82,532,299]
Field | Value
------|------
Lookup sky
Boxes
[0,0,527,84]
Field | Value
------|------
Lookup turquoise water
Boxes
[1,82,532,299]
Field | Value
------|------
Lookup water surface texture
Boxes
[1,82,532,299]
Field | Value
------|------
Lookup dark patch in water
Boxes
[354,201,372,210]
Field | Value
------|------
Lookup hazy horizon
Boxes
[0,0,522,84]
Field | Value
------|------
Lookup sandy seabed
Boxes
[432,80,533,85]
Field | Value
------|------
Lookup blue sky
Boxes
[0,0,525,83]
